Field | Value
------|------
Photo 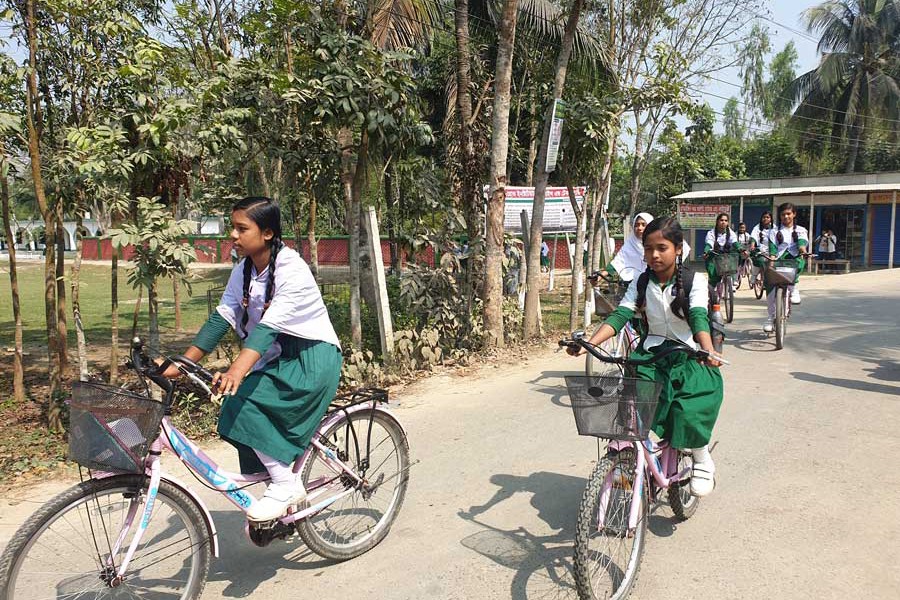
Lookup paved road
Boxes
[2,269,899,599]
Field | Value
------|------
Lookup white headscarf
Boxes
[610,212,653,280]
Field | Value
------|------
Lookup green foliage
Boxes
[741,131,802,178]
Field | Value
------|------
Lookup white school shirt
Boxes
[737,232,752,248]
[768,224,809,258]
[619,271,709,350]
[749,225,772,249]
[817,233,836,253]
[216,246,341,371]
[705,228,738,250]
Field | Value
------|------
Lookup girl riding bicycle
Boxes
[703,212,743,290]
[572,217,724,497]
[749,211,774,288]
[763,202,809,332]
[162,196,343,522]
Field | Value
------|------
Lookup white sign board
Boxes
[545,99,566,173]
[500,186,587,233]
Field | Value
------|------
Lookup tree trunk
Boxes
[55,199,68,378]
[483,0,520,348]
[844,120,861,174]
[71,205,89,380]
[339,127,362,346]
[591,138,617,271]
[525,95,538,186]
[131,284,143,342]
[568,181,589,331]
[355,133,378,311]
[454,0,484,309]
[110,252,119,383]
[523,0,585,339]
[306,174,319,278]
[24,0,61,396]
[149,280,160,350]
[0,157,25,403]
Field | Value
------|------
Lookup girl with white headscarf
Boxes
[603,212,653,281]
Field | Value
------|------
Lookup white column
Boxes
[890,190,897,269]
[363,207,394,363]
[739,196,744,222]
[808,192,815,273]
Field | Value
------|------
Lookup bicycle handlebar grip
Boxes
[172,355,215,383]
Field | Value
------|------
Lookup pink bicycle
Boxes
[560,334,720,600]
[0,338,410,600]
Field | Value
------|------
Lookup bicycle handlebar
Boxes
[129,337,216,397]
[558,333,728,366]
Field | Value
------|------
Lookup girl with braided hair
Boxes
[570,217,724,497]
[749,211,774,288]
[703,212,743,289]
[763,202,809,332]
[162,197,342,521]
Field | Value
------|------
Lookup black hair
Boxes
[758,210,773,243]
[643,216,690,320]
[232,196,283,339]
[776,202,799,245]
[713,212,733,252]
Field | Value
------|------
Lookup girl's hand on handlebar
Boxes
[154,359,182,379]
[702,354,723,368]
[566,344,586,357]
[212,369,243,396]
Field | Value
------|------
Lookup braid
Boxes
[792,224,798,244]
[238,257,253,340]
[263,238,282,312]
[670,254,690,320]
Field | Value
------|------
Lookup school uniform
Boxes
[192,246,343,474]
[603,271,724,449]
[703,228,741,285]
[749,225,772,267]
[766,224,809,286]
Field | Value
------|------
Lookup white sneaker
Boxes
[790,289,801,304]
[690,458,715,497]
[763,320,774,333]
[247,482,307,522]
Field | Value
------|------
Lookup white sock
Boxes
[691,446,712,465]
[254,449,298,487]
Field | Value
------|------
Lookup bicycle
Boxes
[0,338,411,600]
[749,257,765,300]
[587,269,639,379]
[705,251,739,324]
[559,333,725,600]
[762,253,814,350]
[734,253,752,291]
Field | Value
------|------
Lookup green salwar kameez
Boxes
[194,313,342,473]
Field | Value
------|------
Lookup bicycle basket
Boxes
[713,253,739,276]
[764,259,799,287]
[565,376,662,440]
[67,382,165,473]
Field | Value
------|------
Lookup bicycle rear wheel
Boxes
[667,450,699,521]
[297,409,409,561]
[775,287,786,350]
[723,276,734,323]
[574,449,648,600]
[0,475,210,600]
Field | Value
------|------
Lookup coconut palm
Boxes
[788,0,900,172]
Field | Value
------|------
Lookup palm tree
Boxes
[789,0,900,173]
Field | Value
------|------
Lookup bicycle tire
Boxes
[573,449,648,600]
[297,409,410,561]
[775,287,786,350]
[667,451,699,521]
[724,276,734,323]
[753,276,764,299]
[0,475,210,600]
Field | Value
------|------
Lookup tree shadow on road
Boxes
[791,371,900,397]
[527,371,573,407]
[204,509,334,598]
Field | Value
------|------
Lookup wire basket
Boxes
[67,382,165,473]
[592,280,628,316]
[565,376,663,440]
[765,258,800,287]
[712,253,740,276]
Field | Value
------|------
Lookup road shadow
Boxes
[529,371,572,407]
[862,358,900,383]
[205,509,334,598]
[791,372,900,397]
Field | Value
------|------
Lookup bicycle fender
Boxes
[323,402,409,441]
[161,474,220,558]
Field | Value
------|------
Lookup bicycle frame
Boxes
[97,397,403,580]
[594,439,691,531]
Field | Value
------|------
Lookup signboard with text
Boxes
[545,100,566,173]
[677,203,731,228]
[498,186,587,233]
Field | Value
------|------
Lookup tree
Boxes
[764,42,799,124]
[723,97,745,140]
[736,22,771,126]
[483,0,520,348]
[788,0,900,173]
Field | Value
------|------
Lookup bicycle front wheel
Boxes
[775,286,786,350]
[753,275,764,299]
[724,276,734,323]
[0,475,211,600]
[297,409,410,561]
[574,449,648,600]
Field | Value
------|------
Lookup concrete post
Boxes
[808,192,815,273]
[363,207,394,363]
[890,190,897,269]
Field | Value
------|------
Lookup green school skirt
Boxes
[218,336,343,473]
[631,341,723,449]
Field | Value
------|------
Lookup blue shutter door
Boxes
[870,205,900,265]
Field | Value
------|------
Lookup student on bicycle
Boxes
[162,197,343,522]
[763,202,809,331]
[571,217,723,497]
[703,213,742,290]
[749,211,774,287]
[736,221,752,273]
